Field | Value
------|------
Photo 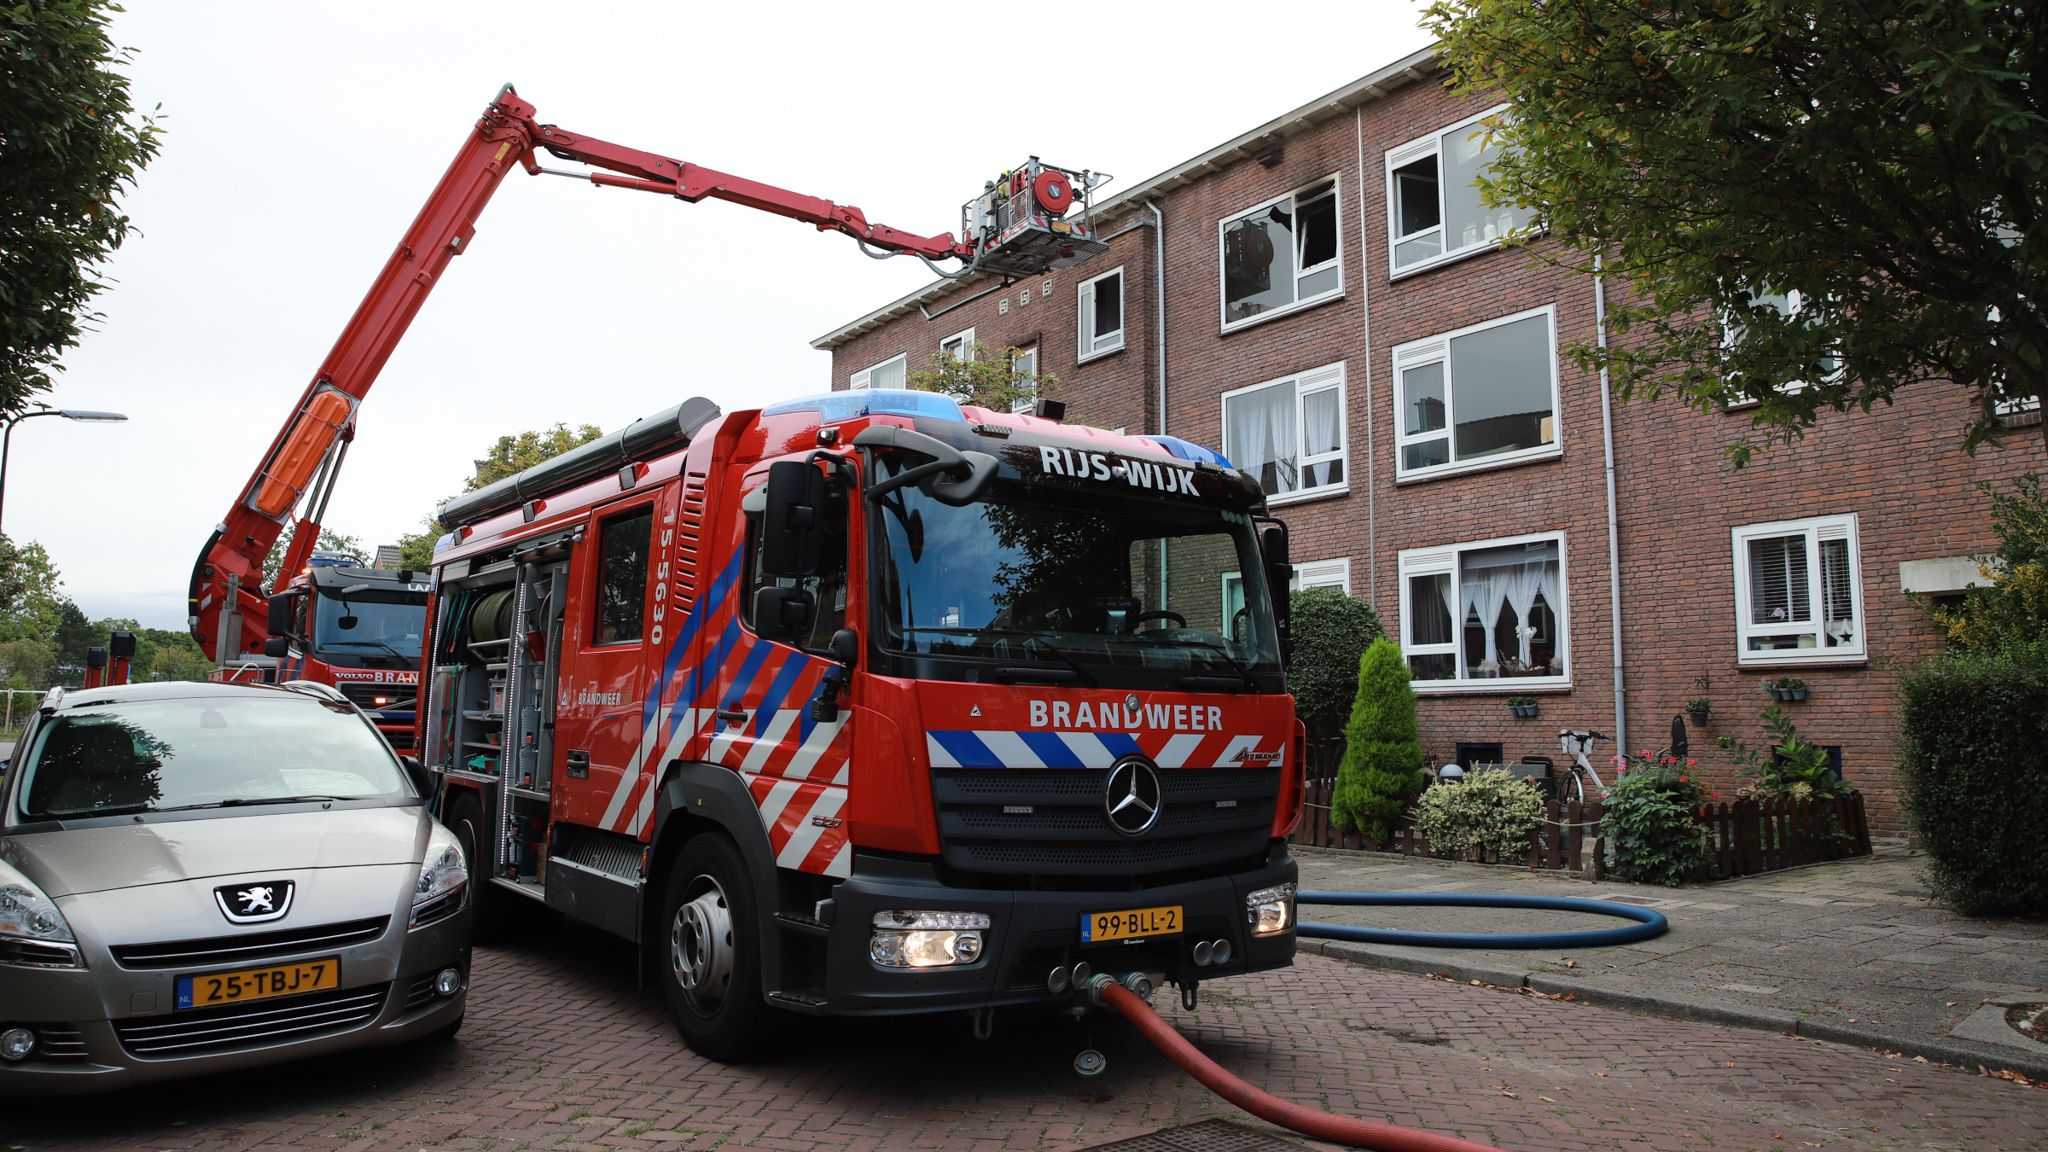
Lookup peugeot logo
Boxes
[1103,757,1163,836]
[215,879,295,924]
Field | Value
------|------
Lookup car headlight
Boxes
[1245,882,1295,937]
[869,910,989,968]
[410,823,468,929]
[0,860,83,969]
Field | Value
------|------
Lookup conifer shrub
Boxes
[1329,639,1428,844]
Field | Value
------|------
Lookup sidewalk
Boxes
[1293,843,2048,1079]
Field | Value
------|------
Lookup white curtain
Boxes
[1302,387,1338,487]
[1458,552,1558,672]
[1227,384,1295,494]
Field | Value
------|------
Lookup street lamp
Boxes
[0,407,129,535]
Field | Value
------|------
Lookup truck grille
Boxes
[114,983,389,1057]
[338,682,418,712]
[110,917,390,970]
[931,767,1276,877]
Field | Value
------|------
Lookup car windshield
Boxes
[871,467,1281,679]
[313,589,425,658]
[14,696,408,821]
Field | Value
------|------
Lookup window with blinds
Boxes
[1732,515,1864,662]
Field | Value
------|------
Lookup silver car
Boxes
[0,680,470,1093]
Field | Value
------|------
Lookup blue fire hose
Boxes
[1296,890,1668,949]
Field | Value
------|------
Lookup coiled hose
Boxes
[1297,890,1669,949]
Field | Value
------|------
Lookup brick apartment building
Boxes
[811,47,2045,835]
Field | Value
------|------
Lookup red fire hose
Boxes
[1097,980,1511,1152]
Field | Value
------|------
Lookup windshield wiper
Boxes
[320,641,410,658]
[900,626,1100,687]
[146,795,355,814]
[1170,639,1262,693]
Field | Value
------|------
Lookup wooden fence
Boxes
[1292,776,1871,881]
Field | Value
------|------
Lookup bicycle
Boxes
[1554,728,1610,809]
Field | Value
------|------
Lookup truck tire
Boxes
[660,833,791,1061]
[446,792,502,940]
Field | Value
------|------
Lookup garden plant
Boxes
[1603,754,1714,886]
[1412,768,1545,863]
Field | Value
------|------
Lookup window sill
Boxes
[1218,289,1346,336]
[1387,237,1511,282]
[1266,485,1349,509]
[1394,446,1561,486]
[1413,677,1572,696]
[1076,343,1126,366]
[1734,654,1867,670]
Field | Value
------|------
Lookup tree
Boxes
[1329,638,1430,844]
[395,423,605,569]
[262,525,367,586]
[0,636,52,689]
[1924,472,2048,653]
[1,1,164,417]
[0,533,67,643]
[1427,0,2048,464]
[1284,588,1385,772]
[908,339,1061,415]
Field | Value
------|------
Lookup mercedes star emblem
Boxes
[1103,757,1163,836]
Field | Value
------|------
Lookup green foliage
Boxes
[0,534,67,643]
[1505,695,1534,707]
[1,1,164,416]
[908,340,1061,415]
[1897,647,2048,915]
[1329,639,1427,843]
[0,636,51,689]
[1686,697,1713,714]
[1426,0,2048,464]
[262,525,367,587]
[1718,706,1850,802]
[1926,473,2048,653]
[1604,755,1713,886]
[397,423,606,570]
[1284,588,1384,761]
[1412,768,1544,860]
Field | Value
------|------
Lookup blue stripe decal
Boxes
[649,551,747,735]
[721,637,773,710]
[930,730,998,768]
[1020,731,1086,768]
[753,650,810,735]
[1096,732,1143,758]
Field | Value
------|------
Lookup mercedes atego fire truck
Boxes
[419,389,1303,1059]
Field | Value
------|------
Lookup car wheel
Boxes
[660,834,790,1062]
[446,792,502,939]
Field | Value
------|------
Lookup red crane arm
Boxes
[189,84,971,663]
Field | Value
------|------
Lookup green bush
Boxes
[1604,755,1713,886]
[1897,648,2048,915]
[1329,639,1426,844]
[1285,588,1384,771]
[1412,769,1544,861]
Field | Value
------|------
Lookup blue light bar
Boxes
[1148,435,1233,469]
[762,388,965,424]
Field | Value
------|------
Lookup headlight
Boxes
[1245,882,1295,937]
[0,860,83,969]
[869,910,989,968]
[410,823,468,929]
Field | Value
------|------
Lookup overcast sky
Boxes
[16,1,1432,630]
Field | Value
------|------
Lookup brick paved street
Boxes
[13,904,2047,1152]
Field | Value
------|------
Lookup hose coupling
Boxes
[1082,971,1161,1007]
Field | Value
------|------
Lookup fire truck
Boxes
[421,388,1303,1059]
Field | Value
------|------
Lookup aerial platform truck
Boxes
[192,83,1303,1058]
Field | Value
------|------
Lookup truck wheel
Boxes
[446,792,502,940]
[661,834,789,1061]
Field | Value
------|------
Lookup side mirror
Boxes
[267,593,296,636]
[760,460,824,577]
[753,585,815,641]
[263,637,290,658]
[828,628,859,668]
[1260,523,1294,639]
[400,754,431,797]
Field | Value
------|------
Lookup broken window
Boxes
[1219,177,1342,328]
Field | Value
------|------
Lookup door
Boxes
[554,495,662,832]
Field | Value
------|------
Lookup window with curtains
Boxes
[1220,363,1346,502]
[1392,307,1559,480]
[850,353,906,391]
[1398,534,1568,688]
[1733,515,1864,663]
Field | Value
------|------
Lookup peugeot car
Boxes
[0,680,470,1093]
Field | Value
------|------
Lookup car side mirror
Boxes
[760,460,824,578]
[267,593,295,636]
[753,585,815,641]
[263,637,290,658]
[400,754,430,797]
[1260,523,1293,640]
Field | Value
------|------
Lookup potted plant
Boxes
[1778,676,1809,701]
[1685,697,1713,726]
[1506,695,1539,718]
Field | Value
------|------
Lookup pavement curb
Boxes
[1303,938,2048,1082]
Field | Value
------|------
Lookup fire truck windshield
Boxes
[312,589,426,660]
[872,469,1282,690]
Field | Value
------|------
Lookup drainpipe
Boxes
[1149,200,1167,436]
[1594,255,1626,756]
[1354,105,1376,607]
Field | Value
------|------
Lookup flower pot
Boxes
[1686,711,1710,727]
[1789,687,1808,701]
[1508,703,1539,718]
[1770,688,1794,702]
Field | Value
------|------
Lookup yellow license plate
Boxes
[1081,905,1183,944]
[176,956,341,1010]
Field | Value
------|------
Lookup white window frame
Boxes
[1216,174,1344,333]
[940,327,976,361]
[1009,345,1038,414]
[1292,558,1351,594]
[1391,305,1560,482]
[1731,514,1866,665]
[1219,361,1348,506]
[1077,265,1125,361]
[1398,531,1570,694]
[1721,289,1841,406]
[850,353,907,391]
[1385,104,1517,279]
